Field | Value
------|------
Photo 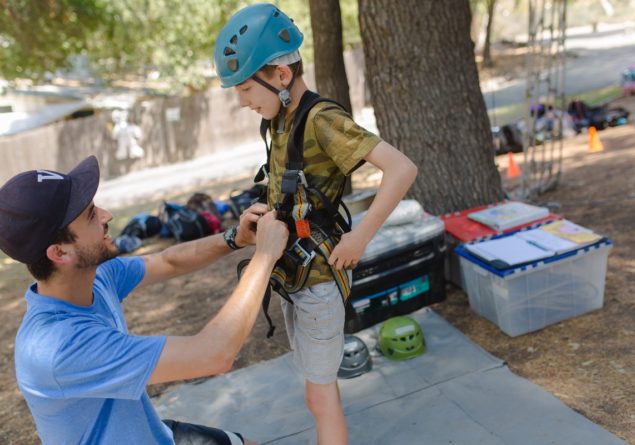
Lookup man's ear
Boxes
[45,244,73,266]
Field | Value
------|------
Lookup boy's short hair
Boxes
[260,60,304,79]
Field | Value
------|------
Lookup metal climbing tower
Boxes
[518,0,568,199]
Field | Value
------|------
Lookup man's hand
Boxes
[235,203,268,247]
[254,210,288,261]
[328,230,368,270]
[149,210,288,385]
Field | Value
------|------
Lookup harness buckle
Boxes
[286,238,316,267]
[281,169,307,194]
[297,170,308,187]
[309,226,328,245]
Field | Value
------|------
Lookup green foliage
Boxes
[0,0,106,80]
[0,0,239,90]
[0,0,361,91]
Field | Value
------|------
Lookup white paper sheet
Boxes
[465,236,553,266]
[516,228,579,254]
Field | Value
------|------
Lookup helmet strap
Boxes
[251,63,300,133]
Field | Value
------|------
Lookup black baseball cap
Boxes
[0,156,100,264]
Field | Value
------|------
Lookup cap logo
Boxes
[36,170,64,182]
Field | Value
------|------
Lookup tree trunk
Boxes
[482,0,496,67]
[309,0,353,194]
[358,0,504,214]
[308,0,353,113]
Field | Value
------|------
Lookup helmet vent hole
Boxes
[226,59,239,72]
[278,29,291,43]
[240,25,248,35]
[274,10,280,17]
[230,34,238,45]
[224,47,235,56]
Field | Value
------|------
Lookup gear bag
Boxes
[161,202,212,242]
[228,184,268,219]
[120,213,163,239]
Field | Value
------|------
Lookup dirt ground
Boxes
[1,97,634,444]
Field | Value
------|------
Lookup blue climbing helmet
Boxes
[214,3,304,88]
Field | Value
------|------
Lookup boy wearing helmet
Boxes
[215,4,417,444]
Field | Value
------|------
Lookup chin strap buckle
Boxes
[278,89,292,107]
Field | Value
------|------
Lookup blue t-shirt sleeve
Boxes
[52,319,165,400]
[97,256,146,302]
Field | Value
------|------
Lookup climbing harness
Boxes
[239,90,354,337]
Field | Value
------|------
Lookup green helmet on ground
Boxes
[378,316,426,361]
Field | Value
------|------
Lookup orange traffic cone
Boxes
[588,126,604,152]
[507,151,521,178]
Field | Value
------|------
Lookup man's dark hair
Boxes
[26,226,77,281]
[260,60,303,78]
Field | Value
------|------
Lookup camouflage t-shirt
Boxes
[267,100,381,289]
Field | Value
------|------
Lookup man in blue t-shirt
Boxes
[0,156,289,445]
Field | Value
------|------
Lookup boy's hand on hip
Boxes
[328,231,367,270]
[236,203,268,246]
[254,211,288,261]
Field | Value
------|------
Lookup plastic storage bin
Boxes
[345,214,446,333]
[441,201,561,289]
[455,238,612,337]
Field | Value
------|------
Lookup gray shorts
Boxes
[280,280,345,384]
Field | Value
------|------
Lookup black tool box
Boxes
[345,215,446,333]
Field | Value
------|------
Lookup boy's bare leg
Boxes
[305,380,348,445]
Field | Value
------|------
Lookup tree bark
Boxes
[308,0,353,113]
[309,0,353,194]
[482,0,496,67]
[358,0,504,214]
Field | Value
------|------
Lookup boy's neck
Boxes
[284,77,309,117]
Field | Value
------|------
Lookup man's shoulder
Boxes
[96,256,144,282]
[97,256,140,273]
[15,308,91,387]
[17,305,98,350]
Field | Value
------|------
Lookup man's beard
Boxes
[75,241,119,269]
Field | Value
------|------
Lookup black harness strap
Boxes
[248,90,354,338]
[255,91,343,184]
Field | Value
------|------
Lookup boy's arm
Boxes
[138,203,267,287]
[328,141,417,270]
